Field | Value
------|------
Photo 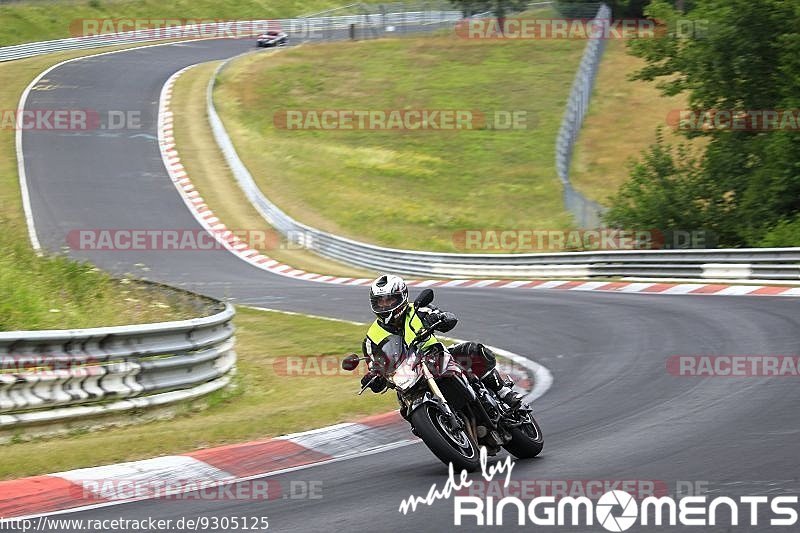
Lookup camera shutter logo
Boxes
[596,490,639,532]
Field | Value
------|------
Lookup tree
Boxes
[605,130,736,245]
[607,0,800,246]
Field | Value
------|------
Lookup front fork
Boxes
[421,362,462,429]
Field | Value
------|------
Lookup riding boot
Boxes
[481,368,523,408]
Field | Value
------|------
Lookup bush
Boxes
[758,216,800,247]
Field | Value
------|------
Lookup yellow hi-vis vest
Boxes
[365,305,439,351]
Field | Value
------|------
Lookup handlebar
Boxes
[412,318,445,346]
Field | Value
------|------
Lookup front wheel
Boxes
[503,413,544,459]
[411,404,481,472]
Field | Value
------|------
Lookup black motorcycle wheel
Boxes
[411,404,481,472]
[503,413,544,459]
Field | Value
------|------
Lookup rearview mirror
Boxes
[341,353,361,371]
[414,288,434,308]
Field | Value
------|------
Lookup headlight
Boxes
[390,358,421,391]
[391,371,421,391]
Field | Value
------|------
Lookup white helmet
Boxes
[369,274,408,322]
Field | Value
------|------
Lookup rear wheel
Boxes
[411,404,481,472]
[503,413,544,459]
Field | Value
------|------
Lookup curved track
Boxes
[20,38,800,531]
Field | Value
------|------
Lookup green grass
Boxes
[0,307,392,479]
[0,225,207,330]
[0,0,384,47]
[0,46,383,472]
[214,33,585,252]
[569,39,693,205]
[0,47,212,330]
[169,61,377,279]
[0,49,141,239]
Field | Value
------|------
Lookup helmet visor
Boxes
[370,293,404,314]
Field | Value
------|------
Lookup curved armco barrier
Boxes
[10,13,800,531]
[0,335,550,520]
[0,303,235,431]
[206,55,800,281]
[0,10,462,62]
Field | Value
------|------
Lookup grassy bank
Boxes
[0,307,390,479]
[0,47,212,329]
[569,39,691,205]
[170,61,375,278]
[0,0,382,47]
[0,228,204,330]
[0,47,150,237]
[214,33,584,252]
[0,46,385,478]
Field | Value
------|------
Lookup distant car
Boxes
[256,30,288,48]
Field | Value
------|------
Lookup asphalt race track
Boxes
[19,36,800,532]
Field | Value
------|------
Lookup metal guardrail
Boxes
[301,10,462,29]
[0,303,236,429]
[206,59,800,281]
[0,9,463,62]
[8,3,798,282]
[555,3,609,227]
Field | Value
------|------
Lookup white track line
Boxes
[0,440,420,523]
[533,280,570,289]
[15,39,222,253]
[15,44,800,300]
[2,306,554,522]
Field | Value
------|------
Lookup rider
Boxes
[361,274,523,408]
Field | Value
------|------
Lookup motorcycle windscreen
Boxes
[374,334,407,374]
[380,335,424,391]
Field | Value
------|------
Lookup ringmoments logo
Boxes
[452,489,799,528]
[595,490,638,531]
[399,451,799,529]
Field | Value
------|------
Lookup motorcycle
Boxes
[342,288,543,472]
